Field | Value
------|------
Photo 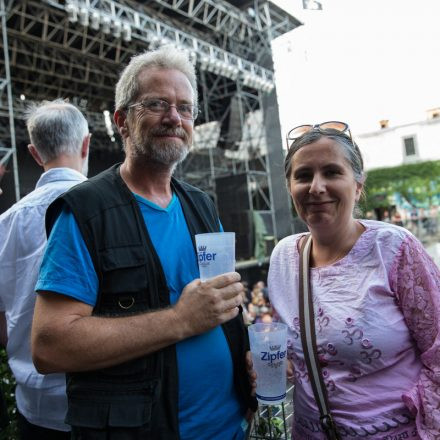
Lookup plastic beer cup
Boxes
[248,322,288,405]
[195,232,235,281]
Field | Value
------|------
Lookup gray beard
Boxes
[131,138,189,167]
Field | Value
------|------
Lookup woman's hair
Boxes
[115,45,198,111]
[284,129,364,184]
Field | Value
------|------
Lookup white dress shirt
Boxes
[0,167,86,431]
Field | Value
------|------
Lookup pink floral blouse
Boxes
[268,220,440,440]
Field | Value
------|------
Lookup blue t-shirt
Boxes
[37,193,245,439]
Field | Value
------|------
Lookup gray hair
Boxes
[25,99,89,163]
[115,45,198,111]
[284,129,364,183]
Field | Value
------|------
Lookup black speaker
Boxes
[231,212,254,261]
[215,174,254,260]
[217,94,243,150]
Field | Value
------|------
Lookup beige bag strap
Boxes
[298,234,340,440]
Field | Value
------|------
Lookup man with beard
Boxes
[31,46,256,440]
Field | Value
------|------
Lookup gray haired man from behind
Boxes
[0,99,90,439]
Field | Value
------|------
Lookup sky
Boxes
[271,0,440,137]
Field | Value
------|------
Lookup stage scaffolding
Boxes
[0,0,19,201]
[0,0,301,255]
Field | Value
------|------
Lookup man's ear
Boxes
[81,133,91,159]
[114,110,129,139]
[27,144,44,167]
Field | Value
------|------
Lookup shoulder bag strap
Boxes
[298,234,341,440]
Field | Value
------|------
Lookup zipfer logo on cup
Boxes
[260,349,287,365]
[198,245,217,267]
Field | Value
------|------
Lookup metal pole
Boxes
[258,90,278,242]
[1,0,20,201]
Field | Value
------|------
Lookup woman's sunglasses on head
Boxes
[286,121,353,149]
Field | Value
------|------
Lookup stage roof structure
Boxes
[0,0,301,259]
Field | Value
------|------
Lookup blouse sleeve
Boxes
[391,234,440,439]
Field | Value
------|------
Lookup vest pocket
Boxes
[100,246,147,293]
[98,246,150,314]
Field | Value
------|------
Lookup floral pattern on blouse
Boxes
[268,220,440,440]
[390,234,440,439]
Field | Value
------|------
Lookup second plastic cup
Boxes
[248,322,288,405]
[195,232,235,281]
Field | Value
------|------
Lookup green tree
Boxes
[362,160,440,212]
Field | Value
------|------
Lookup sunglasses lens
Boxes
[319,121,348,132]
[288,125,313,139]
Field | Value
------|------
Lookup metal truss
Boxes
[0,0,300,251]
[0,98,120,152]
[142,0,301,65]
[0,0,295,106]
[42,0,276,88]
[0,0,139,111]
[0,0,19,201]
[175,67,276,234]
[148,0,300,38]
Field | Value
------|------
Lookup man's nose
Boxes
[162,105,182,125]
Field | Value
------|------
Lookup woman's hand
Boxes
[245,351,257,396]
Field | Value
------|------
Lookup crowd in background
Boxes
[241,281,275,325]
[366,205,439,239]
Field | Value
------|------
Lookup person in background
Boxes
[255,280,269,301]
[0,99,90,439]
[31,46,256,440]
[428,206,438,235]
[392,211,404,227]
[267,122,440,438]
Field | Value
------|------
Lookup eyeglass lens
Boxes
[287,121,348,140]
[288,125,314,139]
[131,99,198,120]
[318,121,348,131]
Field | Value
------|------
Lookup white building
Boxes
[356,110,440,171]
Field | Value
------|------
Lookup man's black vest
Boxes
[46,164,257,439]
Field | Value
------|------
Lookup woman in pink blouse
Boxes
[268,122,440,439]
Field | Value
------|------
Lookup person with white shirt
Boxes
[0,99,90,439]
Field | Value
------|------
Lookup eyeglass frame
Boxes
[127,98,199,120]
[286,121,354,149]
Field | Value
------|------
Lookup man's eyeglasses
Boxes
[286,121,353,148]
[128,98,199,120]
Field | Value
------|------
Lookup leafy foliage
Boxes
[253,404,287,439]
[362,160,440,212]
[256,415,284,439]
[0,348,17,440]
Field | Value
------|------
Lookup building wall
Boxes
[356,117,440,171]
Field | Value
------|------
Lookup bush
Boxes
[0,348,17,440]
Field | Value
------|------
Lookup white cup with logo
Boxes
[248,322,288,405]
[195,232,235,281]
